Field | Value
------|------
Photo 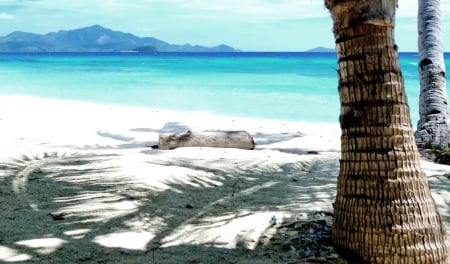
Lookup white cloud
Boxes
[157,0,329,20]
[0,12,14,19]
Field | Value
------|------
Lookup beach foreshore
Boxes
[0,95,448,263]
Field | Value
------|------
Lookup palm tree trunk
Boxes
[324,0,449,262]
[415,0,450,149]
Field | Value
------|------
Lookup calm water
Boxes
[0,52,449,125]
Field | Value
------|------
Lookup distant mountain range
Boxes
[0,25,239,52]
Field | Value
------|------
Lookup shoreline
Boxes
[0,94,342,155]
[0,94,342,124]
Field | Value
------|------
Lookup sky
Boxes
[0,0,449,52]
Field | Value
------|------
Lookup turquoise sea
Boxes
[0,52,449,126]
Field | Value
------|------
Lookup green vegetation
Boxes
[440,146,450,154]
[131,45,158,53]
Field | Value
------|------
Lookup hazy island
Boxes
[304,46,335,52]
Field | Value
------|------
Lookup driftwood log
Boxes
[158,122,255,150]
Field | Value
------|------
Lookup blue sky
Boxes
[0,0,449,51]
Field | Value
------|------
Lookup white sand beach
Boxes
[0,95,448,263]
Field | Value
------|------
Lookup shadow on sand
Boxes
[0,140,448,263]
[0,148,343,263]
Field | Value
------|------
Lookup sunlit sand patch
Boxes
[0,246,32,262]
[161,211,283,250]
[15,238,67,255]
[94,231,155,251]
[50,198,139,224]
[63,229,91,239]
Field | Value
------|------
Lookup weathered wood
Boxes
[158,122,255,150]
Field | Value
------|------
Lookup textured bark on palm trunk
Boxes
[325,0,449,263]
[415,0,450,149]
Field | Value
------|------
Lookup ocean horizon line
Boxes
[1,51,448,59]
[0,51,438,53]
[0,51,443,59]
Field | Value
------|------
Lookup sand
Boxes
[0,95,448,263]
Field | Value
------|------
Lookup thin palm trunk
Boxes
[415,0,450,149]
[325,0,449,262]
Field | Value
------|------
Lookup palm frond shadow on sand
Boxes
[0,150,346,263]
[0,152,123,261]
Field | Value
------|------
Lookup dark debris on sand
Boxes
[257,211,351,264]
[420,148,450,165]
